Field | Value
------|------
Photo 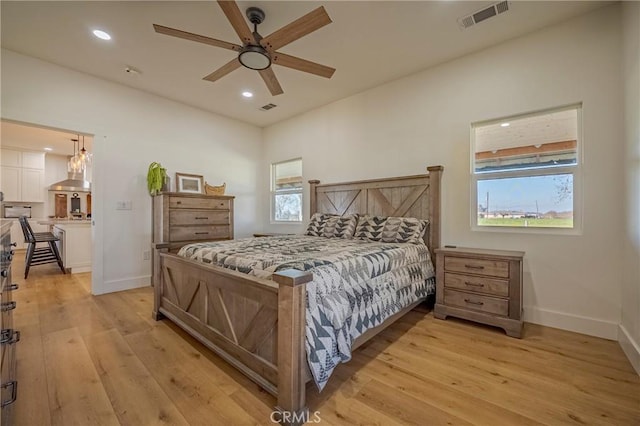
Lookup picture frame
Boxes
[175,172,204,194]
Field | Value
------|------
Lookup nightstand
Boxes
[434,247,525,338]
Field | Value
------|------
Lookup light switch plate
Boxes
[116,201,132,210]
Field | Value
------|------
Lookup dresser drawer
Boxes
[170,210,229,226]
[444,256,509,278]
[444,289,508,316]
[444,272,509,297]
[169,225,230,241]
[169,196,230,210]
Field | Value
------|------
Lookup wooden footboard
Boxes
[152,245,311,423]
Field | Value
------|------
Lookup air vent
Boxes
[458,1,509,29]
[260,103,277,111]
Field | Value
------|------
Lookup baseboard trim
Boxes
[618,324,640,375]
[523,306,618,340]
[93,274,151,295]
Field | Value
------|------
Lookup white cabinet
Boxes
[21,169,44,202]
[10,220,25,249]
[0,149,45,202]
[0,149,21,167]
[1,167,21,202]
[21,151,45,170]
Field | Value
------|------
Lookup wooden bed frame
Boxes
[151,165,443,425]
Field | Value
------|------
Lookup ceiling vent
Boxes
[260,103,277,111]
[458,1,509,29]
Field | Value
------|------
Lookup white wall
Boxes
[1,49,263,294]
[263,5,624,339]
[620,1,640,373]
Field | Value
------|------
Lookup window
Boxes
[271,158,303,222]
[471,104,581,230]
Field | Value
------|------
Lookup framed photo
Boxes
[176,172,204,194]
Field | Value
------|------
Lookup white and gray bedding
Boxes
[177,235,435,390]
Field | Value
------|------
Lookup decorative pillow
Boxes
[355,215,428,244]
[321,214,358,239]
[305,213,358,239]
[305,212,332,237]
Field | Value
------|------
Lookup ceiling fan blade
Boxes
[272,52,335,79]
[217,0,256,45]
[260,6,332,52]
[203,58,242,82]
[153,24,241,51]
[259,68,284,96]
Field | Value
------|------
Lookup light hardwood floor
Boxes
[10,255,640,425]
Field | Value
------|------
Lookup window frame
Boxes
[270,158,303,224]
[470,104,583,235]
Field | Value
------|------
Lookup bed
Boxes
[151,165,443,424]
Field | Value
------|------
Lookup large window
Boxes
[271,158,303,223]
[472,105,581,230]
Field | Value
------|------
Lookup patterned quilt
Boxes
[178,235,435,390]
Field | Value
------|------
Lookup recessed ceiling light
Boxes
[500,122,510,127]
[44,147,53,151]
[242,91,253,98]
[92,29,111,40]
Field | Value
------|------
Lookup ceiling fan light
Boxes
[238,45,271,70]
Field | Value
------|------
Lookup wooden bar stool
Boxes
[18,217,66,279]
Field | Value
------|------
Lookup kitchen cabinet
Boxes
[0,149,45,202]
[21,169,44,202]
[9,221,24,250]
[0,149,21,167]
[0,168,21,202]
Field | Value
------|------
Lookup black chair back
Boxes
[18,216,36,244]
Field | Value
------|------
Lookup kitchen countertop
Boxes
[37,219,91,226]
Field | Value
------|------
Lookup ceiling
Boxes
[1,120,94,156]
[1,1,610,127]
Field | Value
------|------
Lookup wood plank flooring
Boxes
[10,256,640,425]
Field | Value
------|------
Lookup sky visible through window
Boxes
[477,174,573,214]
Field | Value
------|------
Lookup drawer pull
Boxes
[464,281,485,288]
[1,381,17,407]
[0,329,20,345]
[194,232,209,235]
[176,201,182,204]
[8,283,18,291]
[194,217,209,220]
[1,301,16,312]
[464,299,484,306]
[0,270,7,278]
[464,264,485,270]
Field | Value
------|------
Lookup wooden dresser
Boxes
[152,192,235,252]
[434,247,524,338]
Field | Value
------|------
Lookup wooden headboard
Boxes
[308,165,443,255]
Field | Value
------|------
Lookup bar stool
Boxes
[18,217,65,279]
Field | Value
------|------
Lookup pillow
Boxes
[305,213,358,238]
[354,215,428,244]
[321,214,358,239]
[305,212,330,237]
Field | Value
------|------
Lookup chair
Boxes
[18,216,65,279]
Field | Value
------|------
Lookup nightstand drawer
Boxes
[444,256,509,278]
[444,272,509,297]
[444,289,508,316]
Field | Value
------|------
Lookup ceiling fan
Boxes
[153,1,335,96]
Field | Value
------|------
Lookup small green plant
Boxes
[147,162,167,196]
